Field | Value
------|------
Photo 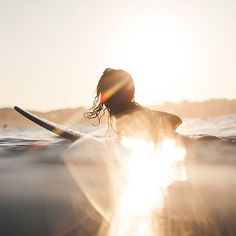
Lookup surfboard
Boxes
[14,106,81,141]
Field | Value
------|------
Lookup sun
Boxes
[118,24,194,105]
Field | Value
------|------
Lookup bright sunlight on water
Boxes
[108,138,186,236]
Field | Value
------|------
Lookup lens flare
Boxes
[100,78,129,104]
[108,138,187,236]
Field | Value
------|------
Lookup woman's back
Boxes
[116,107,182,142]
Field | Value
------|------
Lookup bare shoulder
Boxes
[150,109,182,130]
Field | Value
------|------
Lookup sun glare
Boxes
[120,24,194,104]
[109,137,187,236]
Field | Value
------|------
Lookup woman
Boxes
[84,68,188,144]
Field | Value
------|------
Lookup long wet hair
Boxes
[83,68,137,125]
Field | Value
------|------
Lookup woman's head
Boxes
[84,68,137,122]
[97,68,135,111]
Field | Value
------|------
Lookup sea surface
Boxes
[1,114,236,159]
[0,115,236,236]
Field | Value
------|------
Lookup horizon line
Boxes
[1,97,236,113]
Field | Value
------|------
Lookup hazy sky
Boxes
[1,0,235,111]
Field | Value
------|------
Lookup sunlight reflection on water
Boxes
[108,138,186,236]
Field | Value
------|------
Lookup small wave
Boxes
[0,137,70,157]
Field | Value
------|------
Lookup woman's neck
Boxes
[110,102,142,118]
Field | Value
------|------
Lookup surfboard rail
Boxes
[14,106,81,141]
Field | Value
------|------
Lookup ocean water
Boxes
[0,115,236,236]
[177,114,236,138]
